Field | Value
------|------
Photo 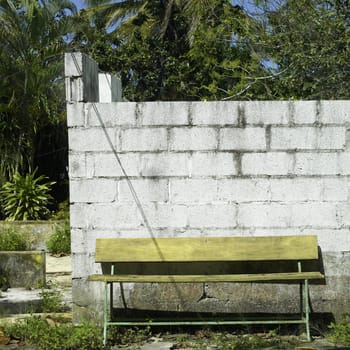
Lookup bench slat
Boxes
[89,271,324,283]
[95,235,319,263]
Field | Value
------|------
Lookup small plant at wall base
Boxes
[0,228,30,251]
[3,317,103,350]
[0,169,55,221]
[46,221,70,256]
[328,316,350,346]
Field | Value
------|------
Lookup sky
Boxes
[73,0,87,11]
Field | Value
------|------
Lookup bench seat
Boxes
[89,271,324,283]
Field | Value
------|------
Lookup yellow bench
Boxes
[89,235,324,345]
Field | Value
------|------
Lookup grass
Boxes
[1,283,349,350]
[0,228,30,251]
[2,318,350,349]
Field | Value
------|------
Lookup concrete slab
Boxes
[0,255,72,316]
[140,342,174,350]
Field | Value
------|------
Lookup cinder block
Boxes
[290,203,338,227]
[70,203,89,228]
[90,204,142,229]
[67,103,85,127]
[65,52,99,102]
[271,127,346,150]
[243,101,289,125]
[336,204,350,226]
[322,178,348,201]
[140,153,190,177]
[190,101,240,125]
[118,179,169,202]
[191,152,237,176]
[188,204,237,228]
[87,102,137,127]
[121,128,168,151]
[293,101,317,124]
[270,178,322,201]
[69,153,86,178]
[219,127,266,151]
[70,229,87,254]
[338,153,350,175]
[85,230,124,253]
[140,101,189,125]
[295,153,338,175]
[170,179,217,203]
[170,127,217,151]
[71,253,95,278]
[93,153,140,177]
[143,204,188,228]
[242,152,293,175]
[237,203,290,228]
[316,229,350,253]
[218,179,270,202]
[98,73,122,102]
[68,128,117,152]
[70,179,117,203]
[319,101,350,124]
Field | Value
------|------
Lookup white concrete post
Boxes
[65,52,99,102]
[98,73,122,102]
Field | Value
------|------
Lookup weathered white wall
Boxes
[65,53,350,324]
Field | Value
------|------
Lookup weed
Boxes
[109,326,151,346]
[51,200,69,220]
[328,315,350,346]
[0,228,30,251]
[46,221,71,255]
[39,288,65,313]
[3,316,103,350]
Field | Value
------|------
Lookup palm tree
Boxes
[0,0,77,182]
[82,0,219,43]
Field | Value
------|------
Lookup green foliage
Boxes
[0,0,75,188]
[3,317,103,350]
[158,330,286,350]
[39,289,65,313]
[257,0,350,99]
[328,315,350,345]
[0,169,55,221]
[109,326,151,346]
[50,200,70,221]
[75,0,269,101]
[0,228,30,251]
[46,221,71,255]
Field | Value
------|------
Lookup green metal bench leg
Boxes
[103,281,108,346]
[304,279,311,342]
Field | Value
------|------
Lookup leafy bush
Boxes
[46,221,71,255]
[0,169,55,221]
[328,316,350,345]
[4,317,103,350]
[51,200,69,220]
[39,289,65,313]
[0,228,30,251]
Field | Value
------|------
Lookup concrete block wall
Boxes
[66,54,350,323]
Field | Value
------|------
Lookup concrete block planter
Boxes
[0,251,46,289]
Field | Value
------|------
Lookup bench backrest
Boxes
[95,235,319,263]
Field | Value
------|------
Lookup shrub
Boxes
[0,169,55,221]
[3,317,103,350]
[0,228,29,251]
[46,221,71,255]
[39,289,65,313]
[328,316,350,345]
[51,200,69,220]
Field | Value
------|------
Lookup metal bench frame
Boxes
[89,236,324,345]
